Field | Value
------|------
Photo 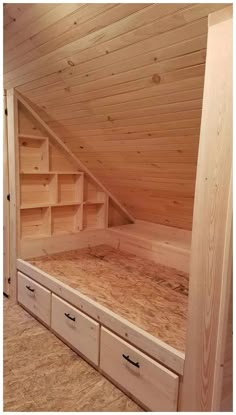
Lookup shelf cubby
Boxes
[58,173,83,204]
[19,136,49,173]
[18,131,108,239]
[20,207,51,239]
[84,177,106,204]
[20,173,57,207]
[83,203,106,230]
[49,143,78,172]
[51,205,82,235]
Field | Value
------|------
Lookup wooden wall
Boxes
[4,3,227,230]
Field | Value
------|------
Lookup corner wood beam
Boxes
[6,88,19,302]
[179,6,232,411]
[14,90,135,224]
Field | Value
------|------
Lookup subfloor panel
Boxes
[3,298,142,412]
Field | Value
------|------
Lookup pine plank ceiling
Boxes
[4,3,228,230]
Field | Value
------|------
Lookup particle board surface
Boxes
[3,298,142,412]
[28,244,189,351]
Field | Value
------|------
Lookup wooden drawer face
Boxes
[51,294,99,366]
[17,272,51,326]
[100,327,179,411]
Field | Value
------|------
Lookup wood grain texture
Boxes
[220,286,233,411]
[6,89,19,302]
[100,327,179,411]
[180,6,233,411]
[3,297,142,412]
[108,221,191,272]
[18,272,51,326]
[28,244,188,352]
[3,93,10,295]
[51,294,100,366]
[17,97,132,260]
[4,4,227,229]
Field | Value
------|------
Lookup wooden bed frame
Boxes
[4,7,232,412]
[16,247,185,411]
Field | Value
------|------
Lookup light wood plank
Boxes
[180,6,233,411]
[6,89,19,301]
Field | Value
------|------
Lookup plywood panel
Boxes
[4,4,227,229]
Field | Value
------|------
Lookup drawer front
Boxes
[18,272,51,326]
[51,294,99,365]
[100,327,179,411]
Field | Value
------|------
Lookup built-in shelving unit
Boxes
[19,134,108,240]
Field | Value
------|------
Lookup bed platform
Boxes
[16,244,188,411]
[28,245,188,352]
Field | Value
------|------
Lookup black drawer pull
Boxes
[26,285,35,292]
[64,312,76,321]
[122,354,140,368]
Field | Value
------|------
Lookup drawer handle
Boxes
[122,354,140,368]
[64,312,76,321]
[26,285,35,292]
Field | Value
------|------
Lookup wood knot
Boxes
[152,74,161,84]
[67,60,75,67]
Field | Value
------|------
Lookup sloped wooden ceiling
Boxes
[4,3,227,230]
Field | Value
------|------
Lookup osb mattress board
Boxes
[29,245,189,352]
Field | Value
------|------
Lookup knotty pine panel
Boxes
[4,4,228,229]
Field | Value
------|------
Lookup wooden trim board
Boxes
[6,89,19,302]
[107,222,191,273]
[20,228,113,259]
[3,92,10,296]
[180,6,233,411]
[16,258,185,375]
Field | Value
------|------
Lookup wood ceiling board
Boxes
[4,4,228,229]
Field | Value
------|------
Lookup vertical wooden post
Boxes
[180,6,232,411]
[3,92,10,296]
[6,89,19,302]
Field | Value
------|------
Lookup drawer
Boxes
[100,327,179,411]
[17,272,51,326]
[51,294,99,366]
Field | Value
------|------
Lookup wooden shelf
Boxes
[21,202,82,209]
[18,132,107,239]
[84,177,106,203]
[18,133,48,140]
[83,200,105,205]
[20,173,57,207]
[19,136,49,172]
[52,205,82,235]
[83,203,106,230]
[20,207,51,239]
[58,173,83,205]
[20,171,83,175]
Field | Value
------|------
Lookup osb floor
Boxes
[29,245,189,351]
[3,297,142,412]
